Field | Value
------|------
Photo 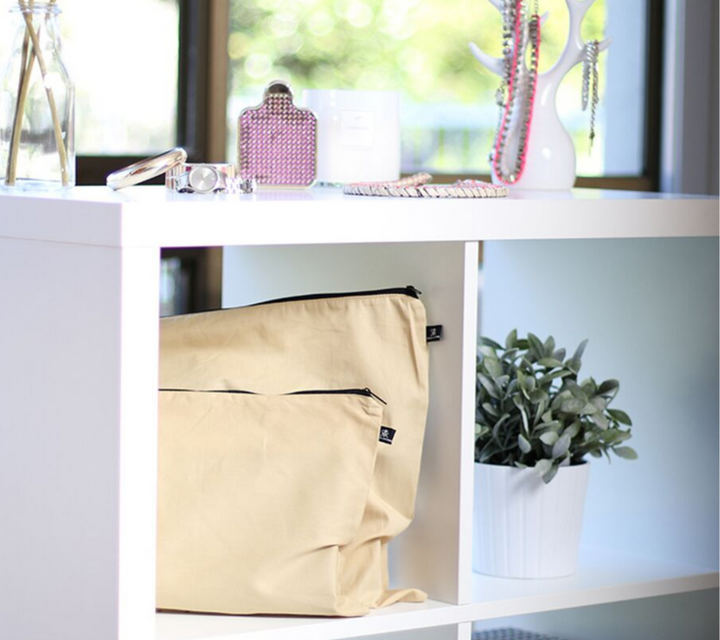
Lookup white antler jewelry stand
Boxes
[471,0,611,190]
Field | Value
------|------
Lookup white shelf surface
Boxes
[155,547,718,640]
[156,599,458,640]
[468,546,719,620]
[0,186,716,248]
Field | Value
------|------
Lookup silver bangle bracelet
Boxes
[106,148,188,191]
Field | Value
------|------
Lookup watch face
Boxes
[188,166,221,193]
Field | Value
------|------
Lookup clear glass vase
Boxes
[0,2,75,190]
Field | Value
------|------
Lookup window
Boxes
[0,0,180,157]
[224,0,653,181]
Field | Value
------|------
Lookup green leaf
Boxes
[590,411,609,430]
[475,423,491,438]
[600,428,623,444]
[490,413,510,436]
[519,404,529,434]
[564,421,581,439]
[537,420,562,432]
[540,431,559,446]
[480,336,503,350]
[582,402,598,414]
[482,402,499,417]
[607,408,633,426]
[517,368,527,393]
[552,433,572,459]
[528,333,546,359]
[573,338,589,363]
[534,458,553,478]
[541,410,553,423]
[551,389,573,411]
[613,446,638,460]
[580,377,597,396]
[518,434,531,454]
[590,449,602,458]
[539,369,572,385]
[529,389,548,404]
[560,398,585,414]
[477,373,500,400]
[495,374,510,389]
[544,335,556,355]
[538,357,564,368]
[534,398,548,423]
[514,461,528,469]
[565,358,581,374]
[542,463,559,484]
[484,357,503,378]
[505,329,518,349]
[478,345,497,359]
[564,380,588,400]
[598,379,620,395]
[552,348,567,362]
[492,419,505,443]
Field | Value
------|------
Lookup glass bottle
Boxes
[0,2,75,190]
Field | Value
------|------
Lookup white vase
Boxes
[473,462,589,579]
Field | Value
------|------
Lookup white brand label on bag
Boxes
[340,110,375,147]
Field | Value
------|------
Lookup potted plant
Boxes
[474,330,636,579]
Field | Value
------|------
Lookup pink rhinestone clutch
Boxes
[238,81,317,188]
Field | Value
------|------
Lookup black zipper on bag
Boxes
[159,388,258,395]
[287,388,387,405]
[164,286,421,318]
[249,285,421,308]
[159,387,387,405]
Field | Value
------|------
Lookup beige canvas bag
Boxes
[157,389,384,616]
[159,287,430,612]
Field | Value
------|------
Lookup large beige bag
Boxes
[159,287,430,612]
[157,389,383,616]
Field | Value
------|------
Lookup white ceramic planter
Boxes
[473,462,589,579]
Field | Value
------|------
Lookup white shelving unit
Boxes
[0,186,717,640]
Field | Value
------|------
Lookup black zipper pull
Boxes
[407,285,422,297]
[364,388,387,405]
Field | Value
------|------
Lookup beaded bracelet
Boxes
[343,173,509,199]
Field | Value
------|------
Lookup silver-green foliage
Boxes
[476,330,636,484]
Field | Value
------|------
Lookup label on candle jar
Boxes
[340,110,375,147]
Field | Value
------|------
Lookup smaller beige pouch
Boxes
[157,389,384,617]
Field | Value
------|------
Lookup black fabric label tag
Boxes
[426,325,443,342]
[379,426,396,445]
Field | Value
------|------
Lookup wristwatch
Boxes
[166,163,242,194]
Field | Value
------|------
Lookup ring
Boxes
[107,148,188,191]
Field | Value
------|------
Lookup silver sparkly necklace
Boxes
[491,0,541,185]
[582,39,600,151]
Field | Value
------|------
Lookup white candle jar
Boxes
[302,89,400,185]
